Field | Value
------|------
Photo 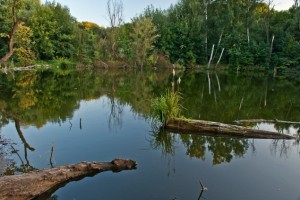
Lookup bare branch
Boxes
[107,0,123,28]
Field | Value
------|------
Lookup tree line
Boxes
[0,0,299,71]
[145,0,300,71]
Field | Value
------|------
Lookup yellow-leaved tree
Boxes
[14,22,36,66]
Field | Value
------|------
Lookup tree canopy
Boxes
[0,0,299,72]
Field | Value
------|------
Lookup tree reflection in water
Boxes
[150,128,300,166]
[107,97,124,130]
[270,139,293,158]
[0,109,56,175]
[0,137,30,176]
[0,134,13,176]
[150,128,177,156]
[149,128,177,176]
[0,141,37,176]
[0,109,36,172]
[0,69,300,175]
[150,129,250,165]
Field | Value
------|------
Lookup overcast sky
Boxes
[42,0,295,27]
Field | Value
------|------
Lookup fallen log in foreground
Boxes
[166,118,296,139]
[0,159,137,200]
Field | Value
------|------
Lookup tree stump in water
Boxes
[0,159,137,200]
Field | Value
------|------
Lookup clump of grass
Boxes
[151,90,182,126]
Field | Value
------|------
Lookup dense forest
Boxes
[0,0,299,71]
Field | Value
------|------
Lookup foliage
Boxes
[1,0,300,71]
[151,90,182,125]
[144,0,300,70]
[79,21,104,33]
[13,22,35,66]
[116,23,132,60]
[130,17,159,67]
[29,2,77,60]
[50,58,76,70]
[0,0,40,65]
[75,22,105,65]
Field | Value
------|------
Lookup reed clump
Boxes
[151,90,182,126]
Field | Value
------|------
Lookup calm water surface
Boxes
[0,69,300,200]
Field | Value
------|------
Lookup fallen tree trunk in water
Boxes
[0,65,51,73]
[234,119,300,125]
[0,159,137,200]
[166,118,296,139]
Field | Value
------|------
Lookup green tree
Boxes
[0,0,39,66]
[131,17,158,68]
[29,2,77,60]
[29,4,55,60]
[76,21,105,65]
[115,23,132,61]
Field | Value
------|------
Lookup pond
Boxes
[0,69,300,200]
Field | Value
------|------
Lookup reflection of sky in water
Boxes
[255,123,299,136]
[2,95,300,200]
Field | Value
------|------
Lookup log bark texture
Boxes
[166,118,296,139]
[0,159,137,200]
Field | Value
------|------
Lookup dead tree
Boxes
[106,0,123,59]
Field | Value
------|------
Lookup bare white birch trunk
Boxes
[215,48,224,68]
[207,44,215,68]
[207,71,211,95]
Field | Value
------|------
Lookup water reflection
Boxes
[0,110,37,174]
[0,69,299,199]
[150,129,251,165]
[0,138,35,175]
[0,69,300,166]
[0,135,13,176]
[1,69,300,132]
[181,71,300,125]
[150,126,300,167]
[0,69,170,129]
[107,97,124,130]
[270,138,300,158]
[235,120,300,136]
